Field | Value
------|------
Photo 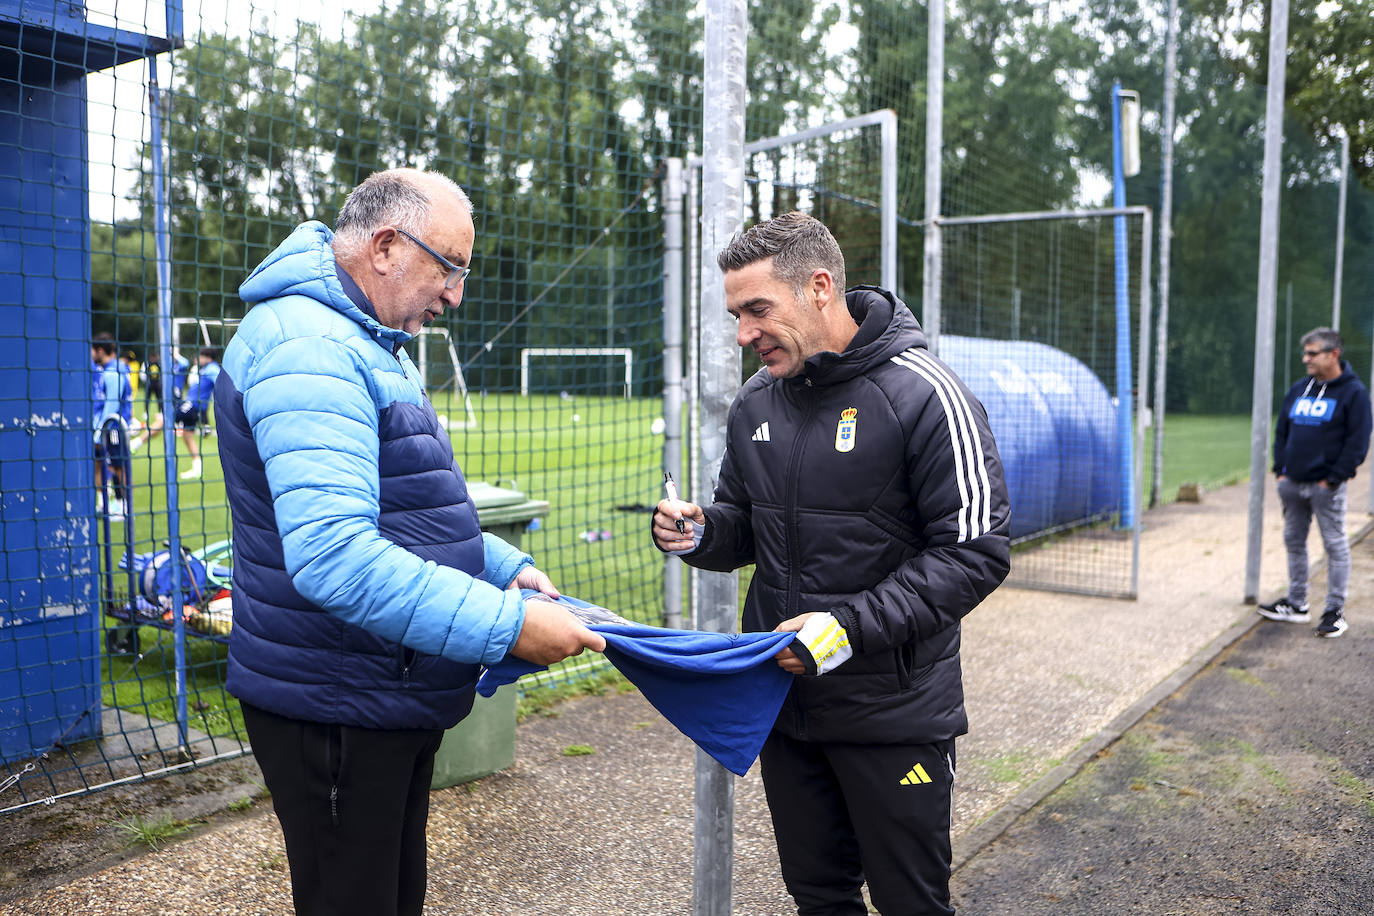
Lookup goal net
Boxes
[520,347,633,399]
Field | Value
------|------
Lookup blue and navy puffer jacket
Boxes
[216,221,532,731]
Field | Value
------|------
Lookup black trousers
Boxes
[242,703,446,916]
[759,731,957,916]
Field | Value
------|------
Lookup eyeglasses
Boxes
[1302,348,1332,358]
[394,227,471,289]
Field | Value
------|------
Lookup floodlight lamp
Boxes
[1119,89,1141,177]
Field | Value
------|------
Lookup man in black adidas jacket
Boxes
[653,212,1010,916]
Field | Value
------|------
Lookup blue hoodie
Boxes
[1273,360,1371,486]
[217,221,532,730]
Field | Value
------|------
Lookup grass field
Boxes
[98,402,1259,734]
[1142,412,1256,499]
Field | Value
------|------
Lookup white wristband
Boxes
[668,516,705,556]
[796,612,854,675]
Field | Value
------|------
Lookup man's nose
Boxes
[736,319,758,349]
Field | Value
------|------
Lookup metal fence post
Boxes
[695,0,746,913]
[663,158,685,629]
[148,58,190,756]
[1151,0,1178,509]
[922,0,944,353]
[1243,0,1290,604]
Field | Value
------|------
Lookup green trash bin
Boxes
[431,482,550,790]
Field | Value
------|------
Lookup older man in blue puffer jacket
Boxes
[215,168,605,916]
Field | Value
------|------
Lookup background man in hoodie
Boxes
[1259,327,1371,638]
[215,168,605,916]
[652,212,1010,916]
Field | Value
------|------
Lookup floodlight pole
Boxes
[695,0,746,913]
[1243,0,1290,604]
[1111,82,1137,530]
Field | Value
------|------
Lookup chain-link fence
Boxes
[4,0,1371,812]
[938,209,1151,597]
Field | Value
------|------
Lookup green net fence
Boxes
[3,0,1372,812]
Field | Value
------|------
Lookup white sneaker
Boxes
[1257,598,1310,623]
[106,498,126,521]
[179,464,202,481]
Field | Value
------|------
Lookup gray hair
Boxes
[1301,327,1343,354]
[332,168,472,260]
[715,211,846,295]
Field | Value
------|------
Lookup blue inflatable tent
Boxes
[939,335,1120,540]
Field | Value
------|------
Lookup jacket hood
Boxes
[238,220,411,351]
[799,285,926,386]
[1330,360,1361,389]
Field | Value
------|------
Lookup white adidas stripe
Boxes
[905,347,993,539]
[904,347,994,539]
[890,348,993,542]
[894,351,976,541]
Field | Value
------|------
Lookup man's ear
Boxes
[810,267,837,310]
[368,227,399,277]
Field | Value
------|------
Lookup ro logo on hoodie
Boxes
[1291,396,1333,426]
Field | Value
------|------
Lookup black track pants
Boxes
[759,730,957,916]
[243,703,445,916]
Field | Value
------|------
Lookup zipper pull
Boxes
[330,785,339,825]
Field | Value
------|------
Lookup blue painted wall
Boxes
[0,21,104,763]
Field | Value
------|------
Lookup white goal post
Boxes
[414,327,478,428]
[168,319,478,429]
[172,316,239,353]
[520,347,633,399]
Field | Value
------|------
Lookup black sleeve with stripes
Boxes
[845,350,1011,653]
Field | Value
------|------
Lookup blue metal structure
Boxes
[0,1,176,763]
[1111,81,1137,530]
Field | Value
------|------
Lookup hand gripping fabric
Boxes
[477,592,797,776]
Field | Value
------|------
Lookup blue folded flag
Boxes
[477,592,796,776]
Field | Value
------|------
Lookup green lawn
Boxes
[101,391,668,725]
[1142,412,1258,502]
[99,402,1258,726]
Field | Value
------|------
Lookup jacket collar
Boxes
[239,220,411,354]
[792,286,927,387]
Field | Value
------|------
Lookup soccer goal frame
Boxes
[519,347,633,399]
[413,326,478,428]
[172,316,239,353]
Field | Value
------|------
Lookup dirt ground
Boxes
[951,534,1374,915]
[0,475,1356,914]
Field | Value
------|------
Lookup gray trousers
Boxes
[1277,477,1349,612]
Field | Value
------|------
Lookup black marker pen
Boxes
[663,472,686,534]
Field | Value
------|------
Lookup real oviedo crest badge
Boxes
[835,407,858,453]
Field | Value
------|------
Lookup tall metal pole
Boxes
[1134,211,1154,596]
[685,165,702,629]
[1243,0,1291,604]
[663,159,685,630]
[880,111,897,293]
[1332,128,1348,329]
[695,0,746,912]
[922,0,944,353]
[1151,0,1178,509]
[148,57,189,754]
